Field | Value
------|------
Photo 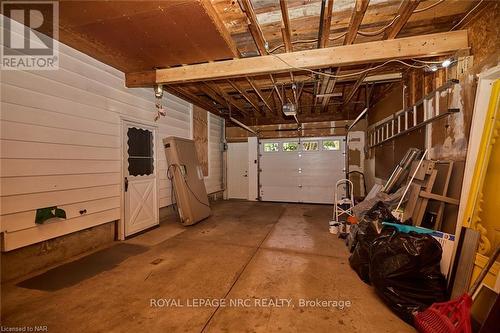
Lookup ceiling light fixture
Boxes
[441,59,452,68]
[153,84,166,121]
[154,84,163,99]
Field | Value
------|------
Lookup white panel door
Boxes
[259,141,301,202]
[260,137,345,204]
[227,142,248,199]
[123,123,158,236]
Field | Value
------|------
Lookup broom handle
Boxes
[469,246,500,295]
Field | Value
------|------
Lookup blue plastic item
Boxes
[382,222,434,234]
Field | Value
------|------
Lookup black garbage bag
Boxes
[369,231,447,324]
[348,201,398,283]
[347,224,359,253]
[348,220,380,283]
[365,201,399,223]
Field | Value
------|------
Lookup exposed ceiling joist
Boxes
[125,30,468,87]
[319,68,340,112]
[344,0,370,45]
[345,0,421,107]
[199,84,227,107]
[279,0,293,52]
[227,80,264,116]
[385,0,422,40]
[318,0,335,48]
[168,86,219,115]
[363,72,403,82]
[247,77,275,116]
[320,0,370,112]
[269,74,284,105]
[241,0,267,55]
[218,70,397,94]
[344,70,370,105]
[203,82,249,118]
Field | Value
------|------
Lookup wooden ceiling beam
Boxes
[279,0,293,52]
[203,82,250,118]
[269,74,284,105]
[318,0,334,48]
[167,86,220,115]
[241,0,267,55]
[345,0,421,108]
[199,85,227,107]
[125,30,468,87]
[344,0,370,45]
[385,0,422,40]
[219,70,386,94]
[247,77,275,116]
[227,80,265,116]
[343,69,370,105]
[321,0,369,112]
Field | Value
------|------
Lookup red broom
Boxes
[414,247,500,333]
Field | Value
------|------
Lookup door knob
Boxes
[124,177,129,192]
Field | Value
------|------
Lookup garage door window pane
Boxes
[283,142,298,152]
[323,140,340,151]
[127,127,154,176]
[263,143,279,152]
[303,141,319,151]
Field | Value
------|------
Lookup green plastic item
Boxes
[35,206,67,224]
[382,222,434,234]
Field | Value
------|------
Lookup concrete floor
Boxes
[1,201,414,332]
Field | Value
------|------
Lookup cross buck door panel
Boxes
[123,124,158,236]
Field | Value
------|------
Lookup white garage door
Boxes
[259,137,345,204]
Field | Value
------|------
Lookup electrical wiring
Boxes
[268,38,319,53]
[450,0,484,30]
[328,32,347,41]
[413,0,446,13]
[268,52,431,79]
[410,58,445,64]
[357,15,401,36]
[411,58,458,70]
[268,17,397,53]
[269,13,401,53]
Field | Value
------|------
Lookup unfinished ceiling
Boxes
[58,0,237,72]
[52,0,482,125]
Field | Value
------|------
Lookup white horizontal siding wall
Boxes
[0,23,223,251]
[204,114,224,194]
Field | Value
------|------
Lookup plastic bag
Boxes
[348,201,397,282]
[352,186,405,220]
[365,201,399,223]
[348,220,381,283]
[369,231,447,324]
